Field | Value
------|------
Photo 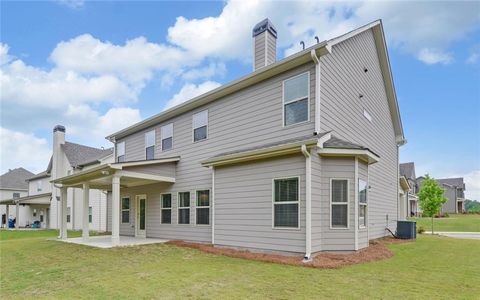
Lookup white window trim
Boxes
[161,123,174,152]
[330,178,350,230]
[121,196,130,224]
[271,176,301,230]
[160,193,172,225]
[145,130,156,160]
[195,189,211,226]
[282,72,310,128]
[177,191,191,225]
[192,110,209,143]
[117,141,126,162]
[359,179,368,229]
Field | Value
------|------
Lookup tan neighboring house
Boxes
[0,168,34,227]
[53,19,406,258]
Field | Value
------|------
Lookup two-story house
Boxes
[399,162,420,217]
[0,168,34,227]
[53,19,405,258]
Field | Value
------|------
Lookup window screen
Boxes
[273,178,299,228]
[193,110,208,142]
[331,179,348,228]
[283,73,309,126]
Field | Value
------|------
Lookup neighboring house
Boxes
[1,126,113,230]
[418,177,466,214]
[399,162,420,217]
[0,168,34,227]
[398,175,411,220]
[53,19,405,258]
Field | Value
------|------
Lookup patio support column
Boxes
[111,175,121,246]
[60,187,68,239]
[6,205,9,227]
[15,201,19,229]
[82,183,90,240]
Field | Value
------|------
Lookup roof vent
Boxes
[252,18,277,71]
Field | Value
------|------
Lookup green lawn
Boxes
[410,213,480,232]
[1,230,479,299]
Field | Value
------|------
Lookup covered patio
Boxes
[0,192,52,228]
[52,157,179,247]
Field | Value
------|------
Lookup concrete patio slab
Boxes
[53,235,169,248]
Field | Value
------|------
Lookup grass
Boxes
[410,213,480,232]
[1,230,479,299]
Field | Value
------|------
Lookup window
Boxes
[89,206,93,223]
[145,130,155,160]
[40,213,44,222]
[37,180,42,192]
[331,179,348,228]
[121,197,130,223]
[67,207,71,223]
[161,194,172,224]
[273,178,299,228]
[193,110,208,142]
[196,190,210,225]
[33,208,37,217]
[178,192,190,224]
[359,179,367,228]
[161,123,173,151]
[12,192,20,199]
[363,109,372,122]
[283,73,309,126]
[117,141,125,162]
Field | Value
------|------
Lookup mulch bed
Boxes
[167,237,413,269]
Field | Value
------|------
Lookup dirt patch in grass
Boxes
[167,237,413,269]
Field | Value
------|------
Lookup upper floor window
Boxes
[283,72,309,126]
[13,192,20,199]
[117,141,125,162]
[145,130,155,160]
[37,180,42,192]
[193,110,208,142]
[161,123,173,151]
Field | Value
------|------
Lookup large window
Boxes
[117,141,125,162]
[88,206,93,223]
[67,207,71,223]
[196,190,210,225]
[178,192,190,224]
[193,110,208,142]
[161,123,173,151]
[331,179,348,228]
[161,194,172,224]
[121,197,130,223]
[37,180,42,192]
[283,72,309,126]
[273,178,299,228]
[359,179,367,228]
[145,130,155,160]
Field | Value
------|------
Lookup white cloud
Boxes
[0,43,13,65]
[466,45,480,64]
[417,48,453,65]
[463,170,480,201]
[182,62,226,81]
[0,127,52,174]
[164,81,221,110]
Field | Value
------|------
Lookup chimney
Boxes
[252,18,277,71]
[52,125,66,179]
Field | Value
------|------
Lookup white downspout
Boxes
[301,144,312,261]
[311,49,321,135]
[211,166,215,245]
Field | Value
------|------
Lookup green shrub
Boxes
[417,226,425,234]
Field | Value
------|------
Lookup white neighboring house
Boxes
[0,168,35,227]
[1,125,113,230]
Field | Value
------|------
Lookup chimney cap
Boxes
[53,125,66,133]
[252,18,277,38]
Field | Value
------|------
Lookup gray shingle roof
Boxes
[0,168,34,190]
[400,162,416,180]
[323,136,364,150]
[436,178,465,189]
[62,142,113,168]
[27,170,50,181]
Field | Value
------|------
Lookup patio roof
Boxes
[52,157,179,189]
[0,192,52,205]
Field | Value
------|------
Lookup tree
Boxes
[417,175,448,233]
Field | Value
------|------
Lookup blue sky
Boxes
[1,1,479,198]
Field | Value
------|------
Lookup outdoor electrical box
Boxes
[396,221,417,239]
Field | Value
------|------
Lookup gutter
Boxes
[301,144,312,261]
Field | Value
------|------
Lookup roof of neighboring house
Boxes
[0,168,34,190]
[436,178,465,189]
[400,162,416,180]
[62,142,113,168]
[27,170,50,181]
[106,20,405,145]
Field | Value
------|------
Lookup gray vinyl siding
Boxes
[311,147,322,252]
[123,163,176,178]
[320,28,398,240]
[116,63,315,244]
[319,157,355,251]
[214,154,306,253]
[442,187,456,213]
[358,159,369,249]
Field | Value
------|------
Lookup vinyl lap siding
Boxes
[358,160,369,249]
[311,147,322,252]
[320,28,398,240]
[215,154,306,253]
[116,64,316,244]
